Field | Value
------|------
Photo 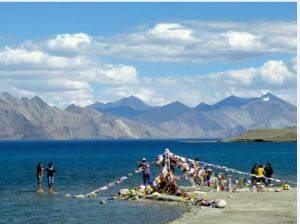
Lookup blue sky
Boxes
[0,2,297,107]
[0,3,296,36]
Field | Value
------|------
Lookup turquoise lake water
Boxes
[0,140,297,223]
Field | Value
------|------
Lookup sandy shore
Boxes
[167,188,297,224]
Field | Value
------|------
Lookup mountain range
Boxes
[0,92,169,140]
[87,93,297,138]
[0,92,296,140]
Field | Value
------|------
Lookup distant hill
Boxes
[219,127,297,142]
[86,92,297,138]
[0,92,170,140]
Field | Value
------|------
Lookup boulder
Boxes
[216,199,226,208]
[119,189,130,195]
[73,194,85,198]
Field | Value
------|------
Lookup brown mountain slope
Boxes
[219,127,297,142]
[0,92,171,140]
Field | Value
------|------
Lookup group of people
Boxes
[137,157,207,187]
[137,158,275,188]
[37,162,59,192]
[251,163,274,184]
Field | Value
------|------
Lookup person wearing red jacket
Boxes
[37,162,44,192]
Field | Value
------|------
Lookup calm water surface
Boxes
[0,140,297,223]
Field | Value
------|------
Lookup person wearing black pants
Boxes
[45,163,59,192]
[251,164,258,183]
[137,158,151,185]
[265,163,274,185]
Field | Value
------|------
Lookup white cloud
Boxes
[98,57,296,107]
[87,20,296,63]
[224,68,256,86]
[148,23,195,42]
[0,46,139,84]
[0,54,296,108]
[0,20,297,108]
[0,43,139,107]
[96,64,139,85]
[24,33,92,56]
[0,47,85,70]
[259,60,293,85]
[20,20,296,63]
[220,31,263,51]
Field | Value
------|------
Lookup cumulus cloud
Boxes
[0,19,297,108]
[148,23,195,42]
[220,31,263,51]
[20,20,296,63]
[24,33,92,56]
[94,57,297,107]
[92,20,296,62]
[0,47,86,70]
[93,64,139,85]
[0,42,139,107]
[259,60,291,85]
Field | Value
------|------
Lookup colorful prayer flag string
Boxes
[85,167,145,197]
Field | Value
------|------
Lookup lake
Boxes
[0,140,296,223]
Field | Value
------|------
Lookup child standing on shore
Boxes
[45,163,59,192]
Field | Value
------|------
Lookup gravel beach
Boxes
[168,188,297,224]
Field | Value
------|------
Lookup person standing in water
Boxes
[37,162,44,192]
[137,158,150,185]
[45,163,59,192]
